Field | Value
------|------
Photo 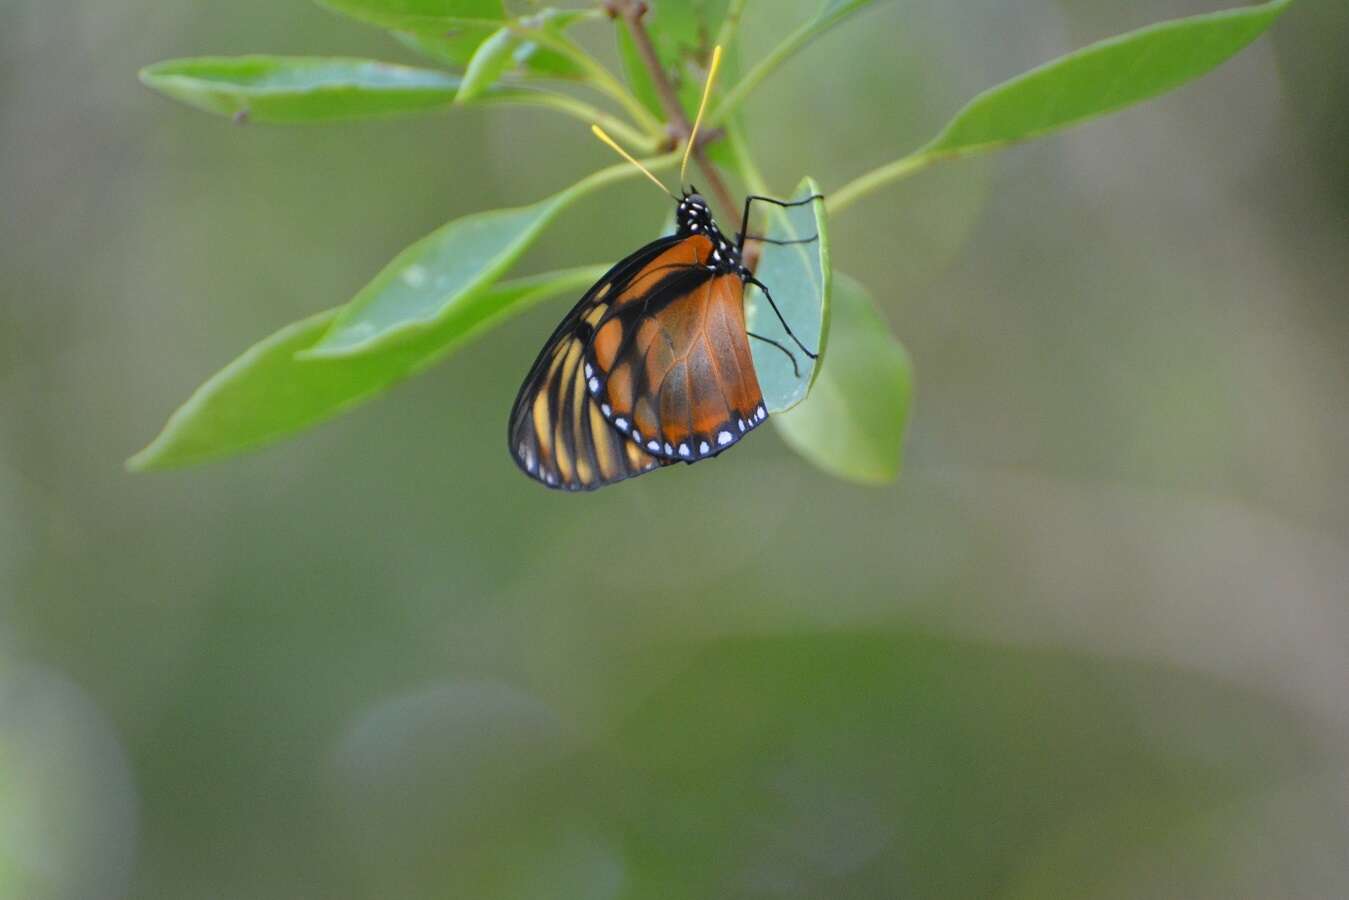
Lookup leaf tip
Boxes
[124,445,159,473]
[137,63,165,89]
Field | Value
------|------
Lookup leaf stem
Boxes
[513,24,663,136]
[827,152,943,216]
[607,0,739,221]
[709,12,816,125]
[487,90,657,151]
[725,116,769,195]
[713,0,751,53]
[551,149,682,210]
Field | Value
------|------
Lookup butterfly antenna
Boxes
[680,44,724,186]
[591,125,676,200]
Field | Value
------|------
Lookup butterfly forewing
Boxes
[585,238,768,461]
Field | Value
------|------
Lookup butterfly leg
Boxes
[747,331,801,378]
[735,233,819,247]
[744,276,818,360]
[737,194,825,252]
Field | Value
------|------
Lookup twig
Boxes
[606,0,739,221]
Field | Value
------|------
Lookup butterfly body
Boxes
[509,193,769,491]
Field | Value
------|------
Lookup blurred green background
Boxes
[4,1,1349,897]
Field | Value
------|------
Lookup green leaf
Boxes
[831,0,1294,212]
[456,26,518,102]
[456,9,591,100]
[773,273,912,485]
[306,155,676,358]
[510,40,585,82]
[615,0,727,119]
[510,9,594,80]
[745,178,830,412]
[468,88,658,151]
[925,0,1293,154]
[316,0,505,33]
[126,268,604,471]
[139,56,465,123]
[643,0,728,71]
[615,26,664,119]
[394,27,499,68]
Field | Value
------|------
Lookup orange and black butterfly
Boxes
[507,188,818,490]
[508,45,820,491]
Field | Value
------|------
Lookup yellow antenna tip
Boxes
[681,44,725,185]
[591,124,672,198]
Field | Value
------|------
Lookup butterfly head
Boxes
[676,189,744,274]
[676,190,719,238]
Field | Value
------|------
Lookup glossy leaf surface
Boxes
[140,56,463,122]
[745,178,830,412]
[128,268,603,470]
[774,273,913,485]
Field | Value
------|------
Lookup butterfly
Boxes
[507,187,820,491]
[507,43,820,491]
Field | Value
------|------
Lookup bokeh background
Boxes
[4,0,1349,897]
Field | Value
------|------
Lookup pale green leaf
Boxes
[305,155,676,358]
[468,88,658,151]
[615,26,664,119]
[456,9,591,100]
[139,56,463,123]
[925,0,1294,154]
[395,7,590,74]
[831,0,1294,213]
[511,9,595,80]
[774,273,912,485]
[745,178,830,412]
[127,268,604,471]
[615,0,728,120]
[315,0,505,33]
[457,26,518,102]
[646,0,729,72]
[394,27,498,68]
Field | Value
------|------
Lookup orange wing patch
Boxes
[610,235,712,308]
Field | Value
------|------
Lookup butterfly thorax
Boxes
[676,192,744,276]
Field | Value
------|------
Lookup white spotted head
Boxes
[677,190,740,270]
[676,190,717,238]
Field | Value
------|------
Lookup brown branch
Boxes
[606,0,738,223]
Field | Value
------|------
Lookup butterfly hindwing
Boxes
[508,330,668,490]
[508,238,682,490]
[584,235,768,462]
